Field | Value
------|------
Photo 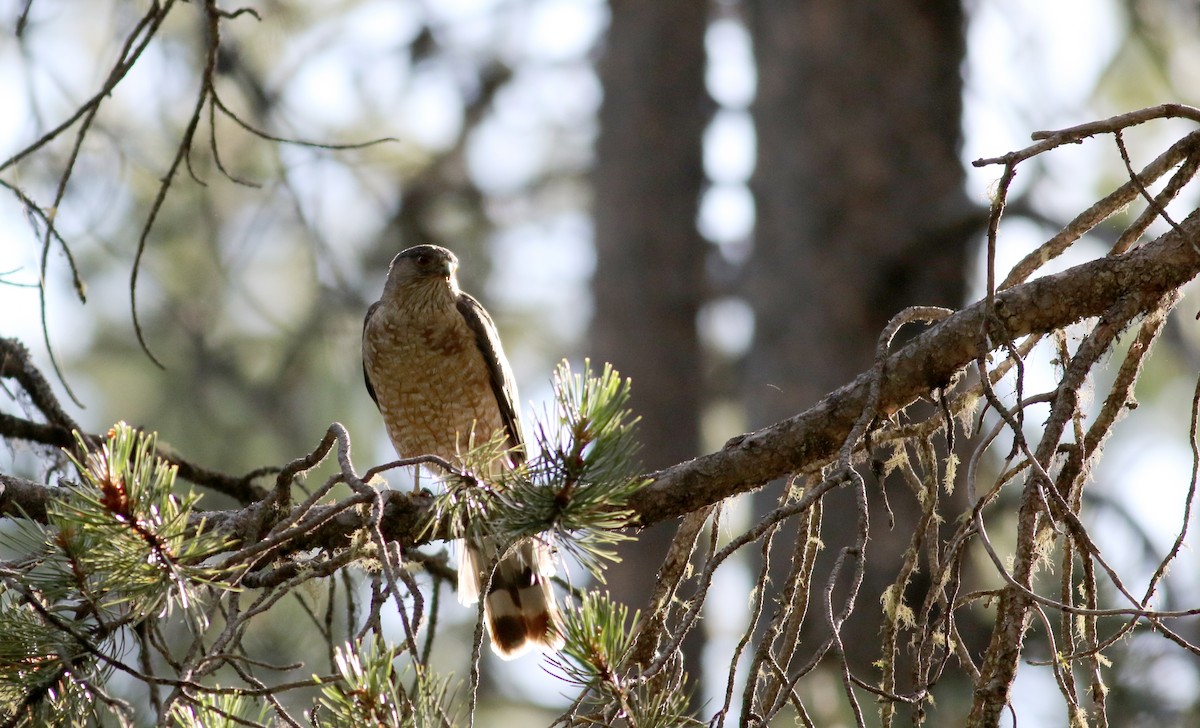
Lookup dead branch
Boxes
[2,200,1198,551]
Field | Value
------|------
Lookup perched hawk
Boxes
[362,244,562,659]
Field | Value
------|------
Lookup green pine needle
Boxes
[549,591,701,727]
[315,641,457,727]
[51,423,234,619]
[0,423,240,722]
[0,595,80,714]
[170,691,269,728]
[425,360,646,581]
[549,590,638,688]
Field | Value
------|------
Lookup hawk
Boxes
[362,244,563,659]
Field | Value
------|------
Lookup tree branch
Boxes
[0,473,67,522]
[3,201,1199,575]
[630,206,1200,525]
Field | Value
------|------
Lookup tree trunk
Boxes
[746,0,977,679]
[590,0,710,689]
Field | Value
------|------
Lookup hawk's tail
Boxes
[459,539,564,660]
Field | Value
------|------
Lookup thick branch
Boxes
[170,204,1200,559]
[3,207,1199,561]
[628,205,1200,524]
[0,474,68,522]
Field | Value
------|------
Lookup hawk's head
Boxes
[383,244,461,301]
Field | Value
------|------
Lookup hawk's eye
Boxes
[415,253,431,268]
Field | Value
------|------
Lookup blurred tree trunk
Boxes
[590,0,710,688]
[746,0,979,676]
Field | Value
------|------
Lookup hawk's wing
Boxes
[362,300,381,408]
[456,293,526,466]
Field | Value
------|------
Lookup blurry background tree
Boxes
[3,1,1200,726]
[589,0,709,690]
[744,0,979,693]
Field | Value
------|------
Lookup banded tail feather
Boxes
[459,538,564,659]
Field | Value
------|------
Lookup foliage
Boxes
[429,359,644,582]
[170,692,270,728]
[55,426,232,613]
[548,592,700,728]
[313,642,457,728]
[0,424,234,725]
[0,363,693,726]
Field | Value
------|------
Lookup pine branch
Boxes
[0,198,1196,572]
[313,642,457,728]
[629,204,1200,524]
[2,201,1197,561]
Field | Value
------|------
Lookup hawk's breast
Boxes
[363,298,507,465]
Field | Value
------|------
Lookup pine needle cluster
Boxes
[313,641,457,727]
[429,359,646,580]
[0,423,231,724]
[548,592,700,727]
[170,693,270,728]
